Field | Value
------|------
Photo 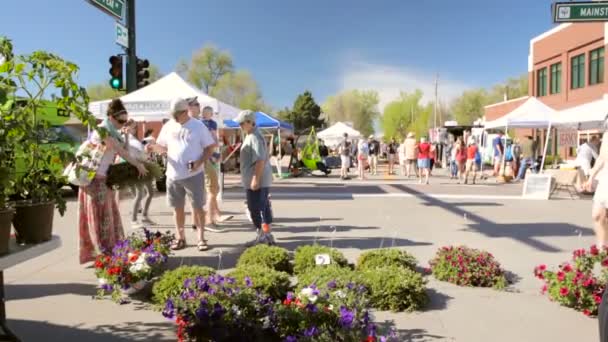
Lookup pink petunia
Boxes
[562,264,573,272]
[591,245,600,256]
[595,295,603,304]
[560,287,569,296]
[583,309,592,316]
[557,271,565,282]
[541,284,548,294]
[583,278,595,287]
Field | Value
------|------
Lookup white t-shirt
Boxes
[157,118,215,181]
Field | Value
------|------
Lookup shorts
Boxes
[417,158,430,169]
[594,181,608,209]
[407,159,417,167]
[494,156,502,165]
[389,154,397,162]
[167,172,206,209]
[466,159,478,172]
[340,155,350,168]
[204,161,219,195]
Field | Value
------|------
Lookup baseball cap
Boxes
[169,97,189,114]
[186,96,199,106]
[234,110,256,124]
[369,134,374,139]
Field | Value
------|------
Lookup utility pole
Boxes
[126,0,137,93]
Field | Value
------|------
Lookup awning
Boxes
[553,98,608,130]
[223,111,293,131]
[484,97,556,129]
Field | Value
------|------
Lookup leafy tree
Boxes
[179,44,234,93]
[322,90,379,136]
[450,89,488,125]
[211,70,264,111]
[283,91,324,133]
[381,90,432,141]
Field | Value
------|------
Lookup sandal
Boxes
[197,239,209,251]
[171,239,186,250]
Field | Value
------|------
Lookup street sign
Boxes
[115,22,128,48]
[87,0,124,20]
[553,1,608,23]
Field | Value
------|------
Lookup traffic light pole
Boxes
[125,0,137,93]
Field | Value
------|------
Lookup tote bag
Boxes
[63,141,106,187]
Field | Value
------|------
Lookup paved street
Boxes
[3,173,598,342]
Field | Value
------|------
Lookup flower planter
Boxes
[0,209,14,255]
[12,201,55,244]
[98,278,148,296]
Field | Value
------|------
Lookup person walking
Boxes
[404,132,418,178]
[455,138,467,183]
[79,99,148,264]
[124,120,155,228]
[147,98,216,251]
[387,138,398,175]
[235,110,276,246]
[492,132,504,176]
[515,135,537,181]
[398,138,407,176]
[339,133,351,180]
[368,135,380,175]
[357,137,369,180]
[417,137,431,184]
[192,100,233,230]
[319,139,330,165]
[464,137,479,185]
[449,139,458,179]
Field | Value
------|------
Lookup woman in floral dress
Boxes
[78,99,148,264]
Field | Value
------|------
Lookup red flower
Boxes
[283,299,292,306]
[583,309,592,316]
[562,264,573,272]
[366,336,376,342]
[595,295,603,304]
[591,245,600,256]
[94,260,104,269]
[559,287,569,296]
[583,278,595,287]
[129,253,139,263]
[537,264,547,271]
[601,258,608,267]
[108,267,121,276]
[557,271,565,282]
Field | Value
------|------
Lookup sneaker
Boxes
[261,233,276,246]
[141,216,155,225]
[204,223,223,233]
[244,230,262,247]
[131,221,143,229]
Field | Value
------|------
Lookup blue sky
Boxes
[1,0,557,110]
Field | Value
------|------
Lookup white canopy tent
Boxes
[317,122,362,147]
[553,97,608,130]
[88,72,241,124]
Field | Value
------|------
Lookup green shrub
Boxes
[296,265,364,291]
[293,244,349,275]
[429,246,508,290]
[356,248,417,271]
[228,264,292,299]
[236,244,291,273]
[361,266,428,312]
[152,265,216,305]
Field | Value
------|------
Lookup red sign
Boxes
[559,129,578,147]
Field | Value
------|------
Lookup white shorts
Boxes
[594,181,608,209]
[340,155,350,168]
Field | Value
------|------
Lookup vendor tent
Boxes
[553,97,608,130]
[484,97,556,129]
[88,72,241,123]
[223,111,293,131]
[317,122,362,146]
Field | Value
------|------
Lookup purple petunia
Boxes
[286,291,295,300]
[184,278,192,288]
[245,276,253,287]
[303,326,319,337]
[327,280,337,289]
[305,303,318,313]
[162,299,175,319]
[339,306,355,329]
[284,336,297,342]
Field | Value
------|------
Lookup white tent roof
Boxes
[553,97,608,130]
[88,72,242,122]
[318,122,362,141]
[484,97,556,129]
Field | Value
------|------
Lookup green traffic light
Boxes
[110,77,121,89]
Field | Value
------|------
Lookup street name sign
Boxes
[87,0,124,20]
[554,1,608,22]
[115,22,128,48]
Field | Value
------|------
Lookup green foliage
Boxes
[322,89,379,136]
[181,44,234,93]
[293,244,349,275]
[0,38,95,215]
[85,83,123,102]
[151,265,216,305]
[429,246,508,290]
[356,248,417,272]
[361,266,428,312]
[211,70,265,111]
[296,265,363,291]
[282,91,325,133]
[381,90,432,141]
[236,244,291,274]
[228,265,291,299]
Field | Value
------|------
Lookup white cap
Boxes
[169,97,189,114]
[235,110,256,124]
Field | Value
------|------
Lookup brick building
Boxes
[484,22,607,159]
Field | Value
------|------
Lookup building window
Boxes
[571,54,585,89]
[590,47,605,85]
[537,67,547,97]
[550,62,561,94]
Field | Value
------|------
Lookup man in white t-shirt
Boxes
[147,98,216,251]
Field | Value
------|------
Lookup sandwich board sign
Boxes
[522,174,553,199]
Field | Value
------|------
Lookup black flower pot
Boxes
[12,201,54,244]
[0,208,14,254]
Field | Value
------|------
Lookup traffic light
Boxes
[136,58,150,88]
[108,55,123,89]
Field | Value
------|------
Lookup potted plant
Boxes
[0,36,93,244]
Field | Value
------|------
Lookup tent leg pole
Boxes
[277,129,282,178]
[540,122,552,174]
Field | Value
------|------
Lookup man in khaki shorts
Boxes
[187,99,232,231]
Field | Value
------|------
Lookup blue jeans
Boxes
[450,160,458,177]
[517,157,533,180]
[246,187,273,230]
